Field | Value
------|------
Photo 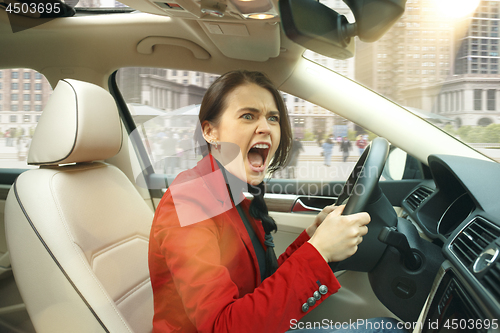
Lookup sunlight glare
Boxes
[432,0,480,19]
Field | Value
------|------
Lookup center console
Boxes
[417,263,499,333]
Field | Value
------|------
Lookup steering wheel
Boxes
[330,137,397,272]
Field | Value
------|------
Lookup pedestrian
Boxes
[340,136,352,162]
[5,129,13,147]
[316,130,323,147]
[356,134,368,156]
[322,135,335,167]
[286,137,304,178]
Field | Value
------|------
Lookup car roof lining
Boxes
[117,0,280,21]
[0,9,300,81]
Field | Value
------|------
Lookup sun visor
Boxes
[200,20,280,61]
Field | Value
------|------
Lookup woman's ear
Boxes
[201,120,218,143]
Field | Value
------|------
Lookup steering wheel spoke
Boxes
[330,137,398,272]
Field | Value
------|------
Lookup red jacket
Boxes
[149,155,340,332]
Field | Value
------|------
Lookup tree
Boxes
[457,126,472,142]
[455,124,500,143]
[347,129,357,141]
[482,124,500,143]
[365,130,378,141]
[467,126,485,143]
[443,124,456,136]
[303,130,315,141]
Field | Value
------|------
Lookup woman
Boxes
[149,70,398,333]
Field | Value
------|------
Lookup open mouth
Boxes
[247,142,270,172]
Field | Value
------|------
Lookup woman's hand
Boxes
[306,203,337,237]
[308,205,370,263]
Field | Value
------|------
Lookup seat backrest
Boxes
[5,79,154,333]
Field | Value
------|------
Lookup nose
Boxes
[256,116,271,135]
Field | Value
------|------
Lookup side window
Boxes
[382,147,424,181]
[115,67,389,184]
[115,68,219,177]
[274,92,377,183]
[0,69,51,169]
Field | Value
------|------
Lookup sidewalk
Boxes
[298,141,361,163]
[273,142,359,181]
[300,141,500,163]
[0,139,498,181]
[275,160,356,181]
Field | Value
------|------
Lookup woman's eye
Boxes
[242,114,253,120]
[268,116,279,122]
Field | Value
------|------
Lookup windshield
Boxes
[304,0,499,163]
[75,0,129,9]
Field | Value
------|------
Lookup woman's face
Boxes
[203,83,281,185]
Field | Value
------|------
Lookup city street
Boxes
[0,139,498,182]
[0,138,360,180]
[276,141,358,181]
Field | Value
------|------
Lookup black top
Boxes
[213,159,267,282]
[235,203,267,282]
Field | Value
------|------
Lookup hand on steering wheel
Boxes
[328,137,397,272]
[308,205,371,263]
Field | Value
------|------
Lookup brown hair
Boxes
[195,70,292,173]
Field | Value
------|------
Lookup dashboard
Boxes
[401,155,500,332]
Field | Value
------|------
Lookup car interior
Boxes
[1,0,500,332]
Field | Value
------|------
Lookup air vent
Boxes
[451,217,500,268]
[483,261,500,303]
[405,186,433,211]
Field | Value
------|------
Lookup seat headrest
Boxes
[28,79,122,165]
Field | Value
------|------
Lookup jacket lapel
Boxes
[195,155,264,286]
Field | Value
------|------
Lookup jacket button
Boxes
[307,297,316,306]
[301,303,309,312]
[319,285,328,295]
[313,291,321,300]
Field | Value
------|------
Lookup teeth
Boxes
[252,143,270,149]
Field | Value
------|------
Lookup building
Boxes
[116,68,219,112]
[401,0,500,127]
[355,0,454,104]
[356,0,500,128]
[0,69,51,138]
[454,1,499,76]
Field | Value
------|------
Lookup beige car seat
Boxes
[5,79,154,333]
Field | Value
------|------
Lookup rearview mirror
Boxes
[279,0,355,59]
[279,0,406,59]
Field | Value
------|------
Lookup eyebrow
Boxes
[237,107,280,116]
